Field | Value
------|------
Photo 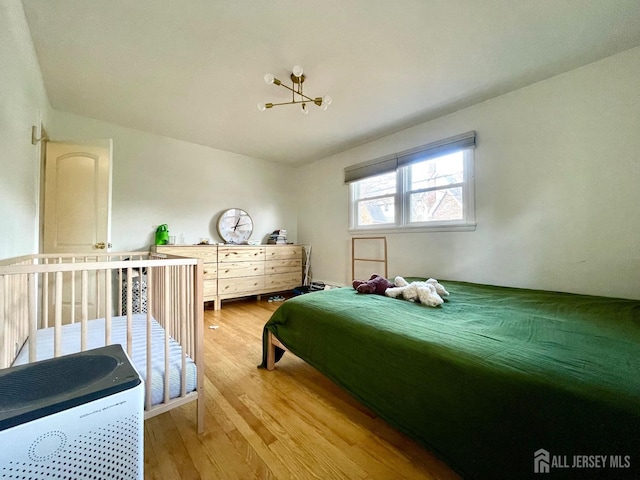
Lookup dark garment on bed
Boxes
[260,282,640,479]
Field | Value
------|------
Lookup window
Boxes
[405,151,465,224]
[346,132,476,232]
[353,171,396,226]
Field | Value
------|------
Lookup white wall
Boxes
[50,111,298,251]
[4,1,638,300]
[0,0,50,258]
[297,46,640,300]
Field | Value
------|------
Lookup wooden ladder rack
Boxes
[351,236,388,281]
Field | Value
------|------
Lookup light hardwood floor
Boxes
[144,296,461,480]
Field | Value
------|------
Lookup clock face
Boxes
[217,208,253,244]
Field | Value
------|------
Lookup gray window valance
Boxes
[343,154,398,184]
[344,131,476,184]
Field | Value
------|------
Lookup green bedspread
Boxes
[260,281,640,479]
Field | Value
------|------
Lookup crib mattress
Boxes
[12,314,197,406]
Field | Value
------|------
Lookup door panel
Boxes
[43,140,112,254]
[42,140,112,323]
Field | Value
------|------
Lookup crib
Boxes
[0,251,205,433]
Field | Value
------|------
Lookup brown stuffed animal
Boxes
[352,274,394,295]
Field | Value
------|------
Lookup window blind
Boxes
[397,131,476,167]
[343,154,398,184]
[344,131,476,183]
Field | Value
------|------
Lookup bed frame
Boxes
[260,284,640,478]
[0,251,205,434]
[264,331,285,371]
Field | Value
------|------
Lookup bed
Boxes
[1,252,205,433]
[260,281,640,479]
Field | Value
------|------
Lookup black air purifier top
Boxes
[0,344,141,431]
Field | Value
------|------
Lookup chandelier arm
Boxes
[267,100,322,107]
[274,83,317,103]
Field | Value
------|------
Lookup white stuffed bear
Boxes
[385,276,449,307]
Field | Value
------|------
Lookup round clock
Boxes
[217,208,254,244]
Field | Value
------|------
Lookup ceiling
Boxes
[22,0,640,165]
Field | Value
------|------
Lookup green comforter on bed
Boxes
[260,282,640,479]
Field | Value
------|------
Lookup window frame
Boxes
[348,146,476,233]
[351,170,397,228]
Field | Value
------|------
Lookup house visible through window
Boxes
[354,171,396,226]
[406,151,464,223]
[346,131,476,232]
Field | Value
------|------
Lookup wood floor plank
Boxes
[143,422,163,480]
[205,379,292,479]
[144,296,461,480]
[169,403,253,480]
[145,414,188,480]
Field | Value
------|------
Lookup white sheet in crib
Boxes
[12,314,197,406]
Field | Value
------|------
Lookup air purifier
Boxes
[0,344,144,480]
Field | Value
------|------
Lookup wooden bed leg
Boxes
[265,331,276,371]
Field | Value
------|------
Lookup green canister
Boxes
[155,224,169,245]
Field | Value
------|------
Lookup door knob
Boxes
[95,242,106,249]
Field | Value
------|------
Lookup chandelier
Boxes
[258,65,332,115]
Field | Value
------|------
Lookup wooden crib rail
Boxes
[1,252,201,363]
[0,259,32,369]
[0,251,205,433]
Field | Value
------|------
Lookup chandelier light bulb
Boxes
[292,65,304,78]
[301,103,309,115]
[257,103,266,112]
[264,73,275,84]
[321,95,333,110]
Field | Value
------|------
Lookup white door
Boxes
[43,140,112,254]
[42,140,113,323]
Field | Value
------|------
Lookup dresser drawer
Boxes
[203,280,217,301]
[265,259,302,275]
[218,276,264,296]
[218,246,265,262]
[265,245,302,260]
[154,245,218,262]
[265,272,301,290]
[203,262,217,279]
[218,261,264,279]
